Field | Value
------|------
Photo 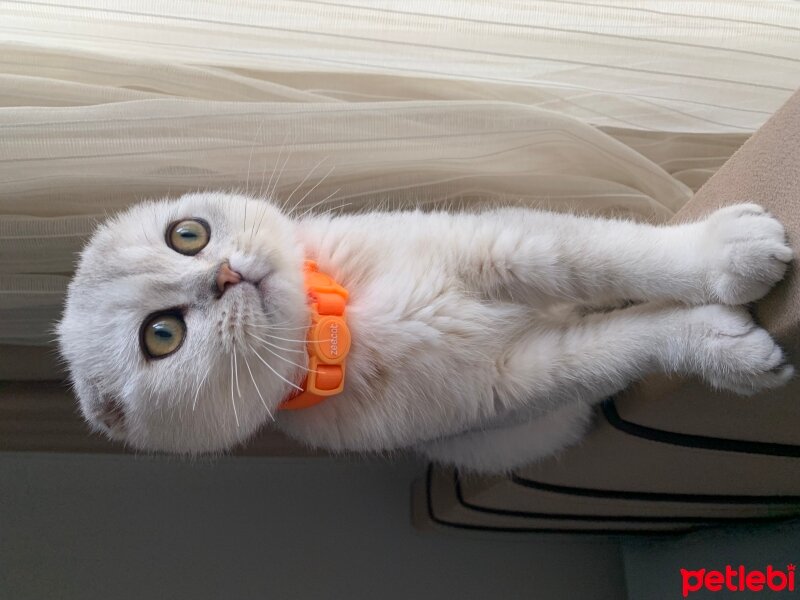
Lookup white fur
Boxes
[58,194,793,472]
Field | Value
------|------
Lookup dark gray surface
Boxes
[0,453,626,600]
[623,519,800,599]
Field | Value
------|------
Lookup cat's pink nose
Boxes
[216,263,242,295]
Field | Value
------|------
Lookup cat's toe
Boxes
[703,204,792,305]
[713,361,795,397]
[697,307,794,395]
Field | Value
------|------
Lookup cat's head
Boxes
[57,192,308,453]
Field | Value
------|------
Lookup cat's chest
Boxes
[300,216,523,379]
[286,266,523,423]
[279,228,521,449]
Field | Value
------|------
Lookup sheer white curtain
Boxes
[1,0,799,344]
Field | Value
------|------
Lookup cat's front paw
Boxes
[690,305,793,395]
[701,204,792,305]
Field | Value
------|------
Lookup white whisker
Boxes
[243,117,266,232]
[248,324,311,334]
[245,117,266,198]
[313,202,354,219]
[252,147,292,240]
[287,166,336,217]
[283,157,329,215]
[192,370,209,411]
[251,136,289,242]
[248,343,304,392]
[295,188,343,220]
[250,322,312,332]
[256,342,315,373]
[260,133,289,201]
[261,333,329,344]
[230,351,240,427]
[242,350,274,421]
[248,331,306,354]
[233,345,242,399]
[269,146,293,204]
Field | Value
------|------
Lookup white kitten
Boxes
[57,193,793,473]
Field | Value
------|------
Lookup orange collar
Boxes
[278,260,351,411]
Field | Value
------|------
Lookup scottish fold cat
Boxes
[58,193,793,472]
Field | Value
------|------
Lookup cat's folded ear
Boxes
[74,378,127,439]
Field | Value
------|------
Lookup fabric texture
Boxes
[0,0,799,345]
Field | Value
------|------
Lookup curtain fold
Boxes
[1,0,799,345]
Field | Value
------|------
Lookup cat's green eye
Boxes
[167,218,210,256]
[141,312,186,359]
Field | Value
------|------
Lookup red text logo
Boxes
[681,565,795,597]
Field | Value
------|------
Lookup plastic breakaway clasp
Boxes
[278,260,351,411]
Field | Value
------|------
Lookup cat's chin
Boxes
[252,267,308,327]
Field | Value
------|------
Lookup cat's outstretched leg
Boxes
[493,302,792,413]
[462,204,791,306]
[423,302,793,473]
